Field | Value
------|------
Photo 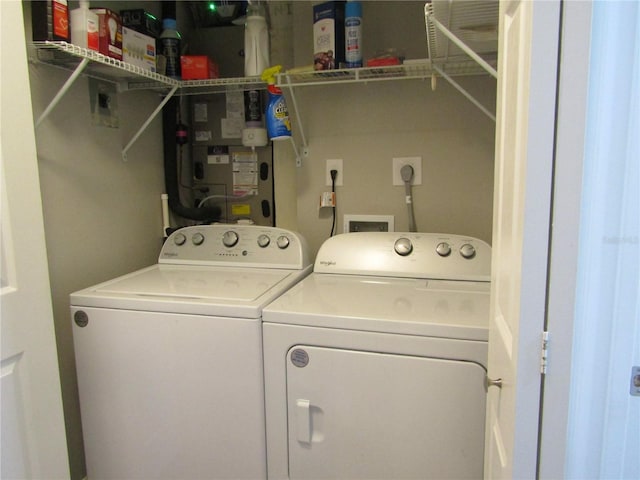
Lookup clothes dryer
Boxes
[71,225,310,480]
[262,232,491,479]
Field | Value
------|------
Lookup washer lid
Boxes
[71,264,310,318]
[262,273,490,341]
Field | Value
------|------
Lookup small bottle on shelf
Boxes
[159,18,182,79]
[70,0,99,51]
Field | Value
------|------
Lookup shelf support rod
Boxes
[35,58,90,128]
[283,75,309,167]
[122,85,179,161]
[433,65,496,122]
[426,13,498,78]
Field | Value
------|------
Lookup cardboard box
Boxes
[120,9,161,38]
[122,27,156,72]
[32,0,70,42]
[313,1,345,70]
[180,56,219,80]
[92,8,122,60]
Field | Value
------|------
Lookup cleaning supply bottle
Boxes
[261,66,291,141]
[345,1,362,68]
[160,18,181,79]
[71,0,99,51]
[244,2,270,77]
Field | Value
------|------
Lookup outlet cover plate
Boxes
[392,156,422,186]
[326,159,343,186]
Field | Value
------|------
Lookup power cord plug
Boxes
[400,165,417,232]
[330,169,338,236]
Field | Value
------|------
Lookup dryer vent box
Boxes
[344,215,394,233]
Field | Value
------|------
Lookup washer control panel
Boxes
[160,225,311,269]
[316,232,491,281]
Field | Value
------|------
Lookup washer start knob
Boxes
[222,231,239,248]
[460,243,476,259]
[277,235,290,249]
[394,237,413,256]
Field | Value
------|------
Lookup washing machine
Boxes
[70,225,311,480]
[262,232,491,479]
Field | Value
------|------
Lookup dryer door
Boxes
[286,345,486,479]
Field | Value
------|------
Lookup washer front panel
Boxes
[73,306,267,479]
[263,273,490,341]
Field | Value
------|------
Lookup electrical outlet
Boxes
[326,159,343,186]
[392,157,422,186]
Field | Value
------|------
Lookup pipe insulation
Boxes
[162,96,221,222]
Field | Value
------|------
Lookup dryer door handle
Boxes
[295,399,312,444]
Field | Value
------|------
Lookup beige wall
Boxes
[274,1,496,256]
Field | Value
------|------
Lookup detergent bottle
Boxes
[261,65,292,141]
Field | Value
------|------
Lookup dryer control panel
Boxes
[160,225,311,269]
[314,232,491,281]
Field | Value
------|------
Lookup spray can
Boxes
[160,18,181,79]
[261,66,291,141]
[345,1,362,68]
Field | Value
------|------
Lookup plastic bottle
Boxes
[261,66,291,141]
[244,2,270,77]
[71,0,99,51]
[160,18,181,79]
[345,1,362,68]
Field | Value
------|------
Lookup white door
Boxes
[0,1,70,478]
[286,345,487,479]
[485,0,561,478]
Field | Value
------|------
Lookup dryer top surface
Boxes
[262,273,490,341]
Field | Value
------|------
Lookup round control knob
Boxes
[460,243,476,259]
[173,233,187,246]
[276,235,290,249]
[394,237,413,256]
[257,234,270,248]
[436,242,452,257]
[192,233,205,246]
[222,231,239,248]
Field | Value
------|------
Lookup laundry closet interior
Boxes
[24,1,498,478]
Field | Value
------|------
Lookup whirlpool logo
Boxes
[318,260,336,267]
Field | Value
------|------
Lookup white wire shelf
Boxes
[31,41,267,94]
[424,0,499,121]
[277,63,430,87]
[31,41,178,91]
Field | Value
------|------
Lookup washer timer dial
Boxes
[394,238,413,256]
[436,242,452,257]
[222,231,239,248]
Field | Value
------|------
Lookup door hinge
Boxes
[540,331,550,374]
